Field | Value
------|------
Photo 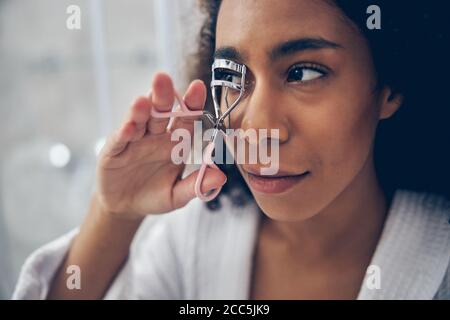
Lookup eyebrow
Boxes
[214,37,342,63]
[214,47,246,64]
[270,37,342,60]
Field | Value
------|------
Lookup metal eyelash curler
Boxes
[151,59,247,202]
[194,59,247,201]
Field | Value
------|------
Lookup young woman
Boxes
[13,0,449,299]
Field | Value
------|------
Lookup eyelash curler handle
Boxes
[194,138,225,202]
[148,89,225,202]
[150,91,204,118]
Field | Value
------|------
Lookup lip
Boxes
[243,167,310,194]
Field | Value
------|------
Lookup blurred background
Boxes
[0,0,202,298]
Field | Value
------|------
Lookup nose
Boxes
[239,78,290,145]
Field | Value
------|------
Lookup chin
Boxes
[246,181,324,222]
[255,196,318,222]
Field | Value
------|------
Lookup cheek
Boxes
[302,46,379,173]
[299,93,379,177]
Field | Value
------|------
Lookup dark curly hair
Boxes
[187,0,450,210]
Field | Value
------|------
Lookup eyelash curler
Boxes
[151,59,247,202]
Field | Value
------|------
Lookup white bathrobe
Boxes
[11,189,450,299]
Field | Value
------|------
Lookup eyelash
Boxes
[220,62,330,100]
[285,62,330,85]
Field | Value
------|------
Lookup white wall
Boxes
[0,0,203,298]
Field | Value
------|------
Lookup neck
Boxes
[263,156,388,263]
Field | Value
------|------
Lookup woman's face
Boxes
[215,0,399,221]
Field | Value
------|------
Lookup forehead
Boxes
[216,0,356,55]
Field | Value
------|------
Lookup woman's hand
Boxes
[95,72,227,219]
[48,73,227,299]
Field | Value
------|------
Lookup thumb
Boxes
[172,167,227,208]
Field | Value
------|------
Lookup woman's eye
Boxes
[215,69,241,84]
[225,74,240,83]
[286,65,326,83]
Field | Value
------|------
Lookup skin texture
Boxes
[216,0,403,299]
[47,0,403,300]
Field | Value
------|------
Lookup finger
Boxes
[101,121,136,158]
[125,96,151,141]
[171,167,227,208]
[170,79,207,132]
[147,73,175,135]
[174,80,206,127]
[184,79,207,112]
